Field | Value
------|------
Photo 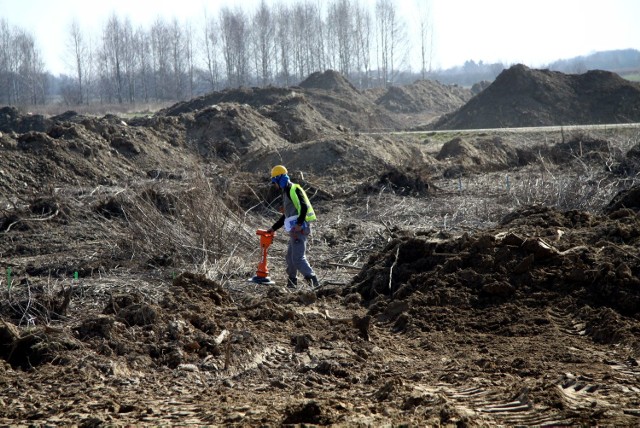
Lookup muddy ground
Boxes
[1,68,640,426]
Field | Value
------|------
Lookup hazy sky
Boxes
[1,0,639,75]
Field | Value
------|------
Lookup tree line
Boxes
[0,0,434,107]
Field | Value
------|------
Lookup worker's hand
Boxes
[292,224,302,233]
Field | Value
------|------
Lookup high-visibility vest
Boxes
[289,183,316,222]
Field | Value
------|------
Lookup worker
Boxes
[267,165,319,289]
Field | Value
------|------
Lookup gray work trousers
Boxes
[286,226,314,279]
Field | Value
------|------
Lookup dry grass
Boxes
[119,168,259,280]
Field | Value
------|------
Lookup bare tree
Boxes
[274,4,293,86]
[203,10,221,91]
[12,29,46,105]
[353,2,372,87]
[251,0,276,87]
[101,13,125,103]
[134,26,151,102]
[0,19,16,104]
[184,21,195,99]
[169,18,186,99]
[66,19,88,104]
[375,0,408,87]
[416,0,434,79]
[327,0,354,77]
[220,6,250,87]
[121,18,138,103]
[151,18,172,100]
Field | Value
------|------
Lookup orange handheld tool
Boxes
[249,229,275,285]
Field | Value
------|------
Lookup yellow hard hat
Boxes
[271,165,288,178]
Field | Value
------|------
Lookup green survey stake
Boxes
[6,267,11,290]
[74,271,79,280]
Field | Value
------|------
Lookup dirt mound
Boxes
[436,136,524,176]
[299,69,359,94]
[258,94,342,143]
[0,272,234,371]
[0,112,195,192]
[183,103,288,160]
[432,64,640,129]
[239,135,437,179]
[0,106,50,134]
[159,86,296,117]
[159,72,402,133]
[351,204,640,349]
[356,166,435,196]
[375,80,472,114]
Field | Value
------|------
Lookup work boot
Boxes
[287,277,298,289]
[304,274,319,289]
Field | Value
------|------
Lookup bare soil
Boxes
[430,64,640,130]
[1,69,640,426]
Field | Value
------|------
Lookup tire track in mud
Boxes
[546,306,640,420]
[406,306,640,425]
[415,383,571,426]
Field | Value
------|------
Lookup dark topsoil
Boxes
[1,68,640,426]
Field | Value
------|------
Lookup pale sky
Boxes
[1,0,638,75]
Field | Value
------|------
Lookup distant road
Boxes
[367,122,640,135]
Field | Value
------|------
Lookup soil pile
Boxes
[352,202,640,346]
[0,107,50,134]
[238,135,437,179]
[435,136,524,177]
[375,80,472,114]
[0,113,195,193]
[431,64,640,129]
[159,70,405,132]
[298,69,360,94]
[298,70,404,131]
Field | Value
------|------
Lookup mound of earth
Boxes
[356,166,435,197]
[0,106,50,134]
[238,135,437,179]
[257,94,343,143]
[297,70,404,131]
[0,113,197,193]
[158,70,404,133]
[351,204,640,347]
[182,103,289,160]
[375,80,472,115]
[605,184,640,212]
[158,86,295,117]
[298,69,360,94]
[431,64,640,129]
[435,136,524,177]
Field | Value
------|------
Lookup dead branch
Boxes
[6,209,59,232]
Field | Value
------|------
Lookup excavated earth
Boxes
[430,64,640,130]
[1,68,640,426]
